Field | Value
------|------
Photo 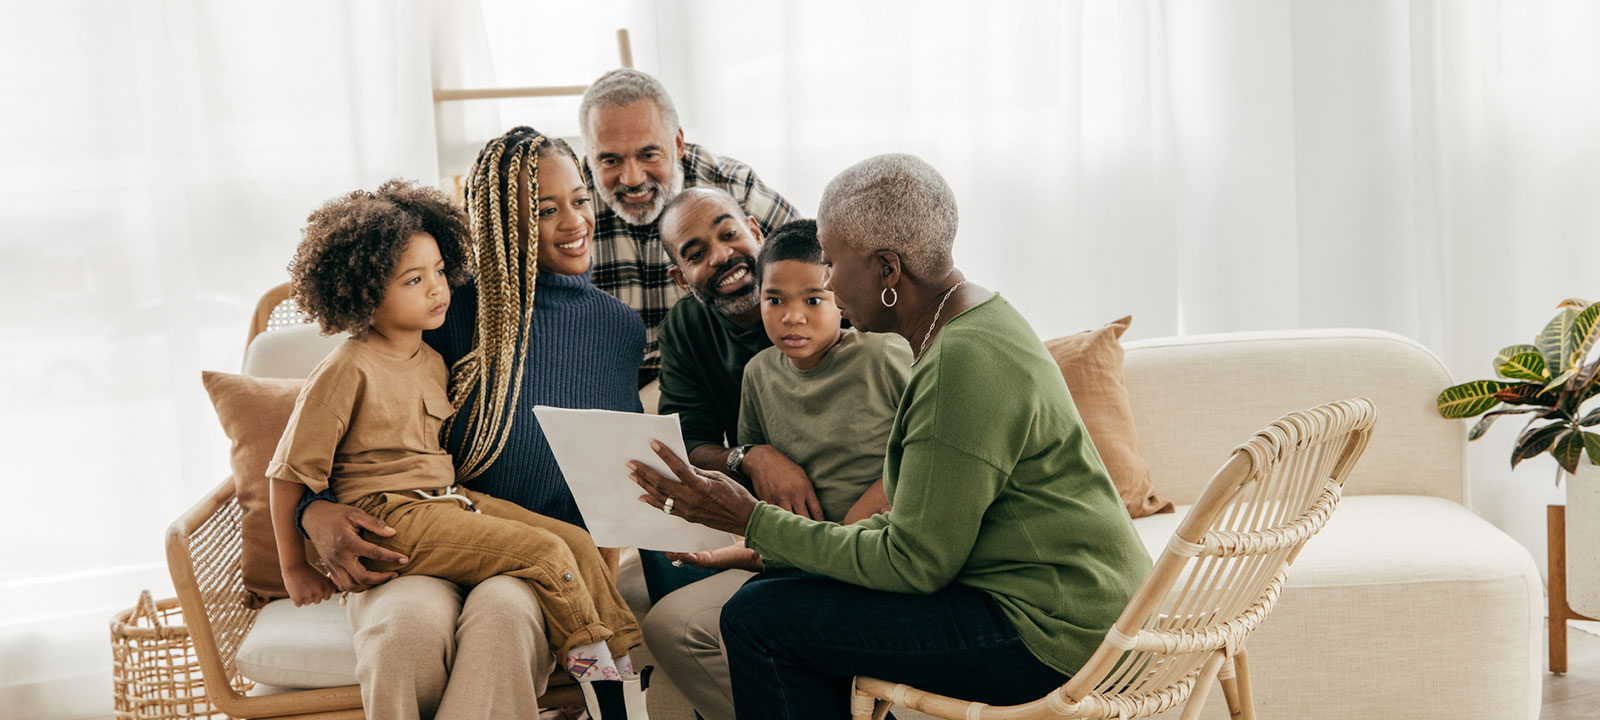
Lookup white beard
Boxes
[599,162,685,226]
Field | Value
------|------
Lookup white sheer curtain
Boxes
[0,2,436,717]
[6,1,1598,717]
[648,0,1600,573]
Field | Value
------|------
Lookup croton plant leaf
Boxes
[1497,352,1548,382]
[1538,306,1585,373]
[1512,423,1569,468]
[1553,430,1587,474]
[1468,408,1545,440]
[1493,382,1559,408]
[1495,344,1540,373]
[1571,304,1600,366]
[1437,380,1517,418]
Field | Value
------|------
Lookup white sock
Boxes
[566,641,623,682]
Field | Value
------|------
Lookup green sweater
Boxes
[745,295,1152,676]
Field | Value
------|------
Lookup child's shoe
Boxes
[580,666,651,719]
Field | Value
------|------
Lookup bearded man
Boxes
[579,69,798,385]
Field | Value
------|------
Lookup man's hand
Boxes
[281,563,338,606]
[743,445,825,521]
[301,500,408,592]
[842,478,891,525]
[665,541,765,572]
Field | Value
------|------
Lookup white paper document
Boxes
[534,406,736,552]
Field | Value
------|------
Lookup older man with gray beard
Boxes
[579,69,798,387]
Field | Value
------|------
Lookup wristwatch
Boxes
[726,444,756,478]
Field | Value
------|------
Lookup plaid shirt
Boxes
[585,142,799,385]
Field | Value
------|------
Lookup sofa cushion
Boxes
[200,371,316,606]
[1131,494,1541,719]
[1043,316,1173,518]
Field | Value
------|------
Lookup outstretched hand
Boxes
[630,440,761,536]
[665,541,765,572]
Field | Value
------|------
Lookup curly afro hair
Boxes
[288,179,473,339]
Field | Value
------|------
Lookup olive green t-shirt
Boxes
[738,329,913,522]
[745,294,1152,676]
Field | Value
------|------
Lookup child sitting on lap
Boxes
[265,180,644,717]
[739,219,913,524]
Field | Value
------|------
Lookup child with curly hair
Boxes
[266,178,645,718]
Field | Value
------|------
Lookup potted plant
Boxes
[1435,298,1600,632]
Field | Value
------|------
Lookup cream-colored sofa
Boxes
[230,326,1541,719]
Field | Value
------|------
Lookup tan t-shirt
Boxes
[267,338,457,504]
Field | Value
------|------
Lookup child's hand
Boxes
[842,478,891,525]
[282,564,339,606]
[744,445,826,521]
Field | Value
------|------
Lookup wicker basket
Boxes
[110,590,227,720]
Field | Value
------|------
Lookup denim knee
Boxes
[717,580,770,648]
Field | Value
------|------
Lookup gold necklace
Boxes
[919,280,967,355]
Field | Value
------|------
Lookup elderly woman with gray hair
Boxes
[630,153,1152,718]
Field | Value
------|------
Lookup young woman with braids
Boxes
[296,128,651,720]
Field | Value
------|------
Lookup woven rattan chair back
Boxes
[852,397,1378,720]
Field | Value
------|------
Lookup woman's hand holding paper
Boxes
[630,439,761,536]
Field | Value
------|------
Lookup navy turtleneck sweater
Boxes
[423,270,646,528]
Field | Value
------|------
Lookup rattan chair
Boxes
[166,284,598,718]
[851,397,1378,720]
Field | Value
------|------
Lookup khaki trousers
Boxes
[353,487,642,664]
[347,574,550,720]
[639,568,755,720]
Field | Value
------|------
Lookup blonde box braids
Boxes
[446,127,558,483]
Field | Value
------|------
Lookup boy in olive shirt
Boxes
[739,220,913,524]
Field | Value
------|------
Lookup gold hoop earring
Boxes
[881,287,898,308]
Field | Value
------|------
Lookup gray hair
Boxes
[578,68,681,144]
[817,153,958,278]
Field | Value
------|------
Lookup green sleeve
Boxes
[737,369,766,446]
[656,311,727,453]
[745,438,1006,594]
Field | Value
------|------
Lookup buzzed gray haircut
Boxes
[659,187,745,260]
[579,68,681,144]
[817,153,958,278]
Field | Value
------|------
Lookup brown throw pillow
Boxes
[1044,316,1174,518]
[200,371,317,607]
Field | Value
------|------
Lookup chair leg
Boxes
[1232,649,1257,720]
[1179,652,1229,720]
[1218,655,1243,719]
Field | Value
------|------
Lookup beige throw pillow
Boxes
[200,371,317,607]
[1043,316,1174,519]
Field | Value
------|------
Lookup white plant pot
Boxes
[1570,461,1600,618]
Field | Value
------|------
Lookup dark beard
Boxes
[689,255,758,317]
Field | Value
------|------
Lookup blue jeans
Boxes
[637,548,719,603]
[721,570,1070,719]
